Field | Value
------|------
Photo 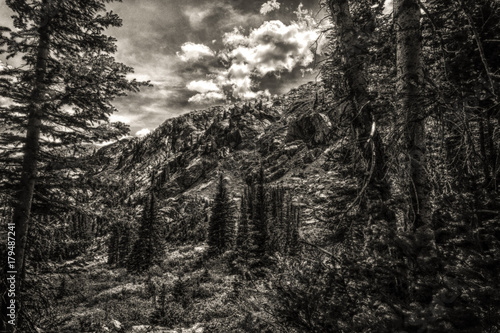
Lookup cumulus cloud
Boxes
[135,128,151,137]
[222,27,248,47]
[182,2,261,33]
[227,20,317,75]
[260,0,281,15]
[110,114,133,124]
[186,80,220,93]
[182,5,318,103]
[177,42,215,62]
[188,91,226,104]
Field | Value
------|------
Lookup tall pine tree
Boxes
[235,187,257,263]
[253,165,268,255]
[207,174,235,256]
[127,193,164,273]
[0,1,144,330]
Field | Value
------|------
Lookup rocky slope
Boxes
[97,81,351,235]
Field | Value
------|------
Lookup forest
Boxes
[1,0,499,332]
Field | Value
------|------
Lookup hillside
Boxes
[46,81,360,332]
[96,81,349,240]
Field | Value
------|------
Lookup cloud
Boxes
[111,84,195,135]
[183,6,319,102]
[135,128,151,137]
[110,114,134,124]
[177,42,215,62]
[188,91,226,104]
[260,0,281,15]
[228,20,317,75]
[2,0,321,135]
[182,2,261,34]
[184,7,215,30]
[222,28,248,47]
[186,80,220,93]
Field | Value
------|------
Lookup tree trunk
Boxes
[395,0,437,268]
[9,11,50,332]
[327,0,391,201]
[395,0,430,229]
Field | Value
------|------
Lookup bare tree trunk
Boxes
[327,0,391,201]
[395,0,430,229]
[10,10,50,332]
[395,0,436,266]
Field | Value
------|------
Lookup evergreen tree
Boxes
[287,204,301,256]
[235,187,256,262]
[108,220,132,267]
[270,1,500,331]
[207,174,235,256]
[107,223,120,266]
[325,0,391,201]
[252,165,268,255]
[0,1,144,329]
[128,193,164,273]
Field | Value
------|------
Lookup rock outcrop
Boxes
[97,81,335,237]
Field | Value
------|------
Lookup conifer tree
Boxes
[253,165,268,255]
[236,187,256,262]
[325,0,391,201]
[128,193,164,273]
[108,220,132,267]
[107,223,120,266]
[288,204,301,256]
[207,174,235,256]
[0,1,144,328]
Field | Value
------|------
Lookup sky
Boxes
[105,0,322,137]
[0,0,392,137]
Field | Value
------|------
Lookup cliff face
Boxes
[98,81,349,236]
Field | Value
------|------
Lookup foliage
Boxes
[127,193,164,273]
[207,174,236,256]
[108,220,133,267]
[165,197,209,244]
[0,1,145,329]
[265,0,500,332]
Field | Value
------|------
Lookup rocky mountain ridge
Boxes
[97,81,351,236]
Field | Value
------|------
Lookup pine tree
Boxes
[236,187,256,262]
[0,1,144,328]
[288,204,301,256]
[326,0,391,201]
[128,193,164,273]
[108,220,132,267]
[107,223,120,266]
[207,174,235,256]
[252,165,268,255]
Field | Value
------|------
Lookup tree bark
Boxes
[395,0,437,271]
[395,0,430,229]
[10,8,50,332]
[327,0,391,201]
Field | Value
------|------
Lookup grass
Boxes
[50,242,262,332]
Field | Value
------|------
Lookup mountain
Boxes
[44,81,361,332]
[96,81,350,241]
